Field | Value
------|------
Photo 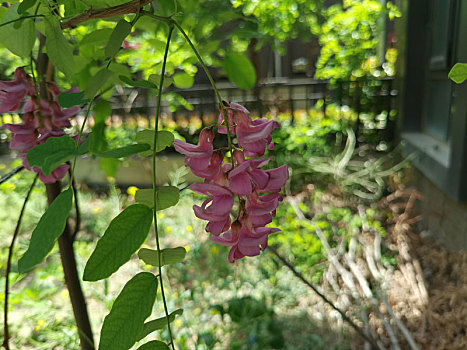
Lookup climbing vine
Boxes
[0,1,288,349]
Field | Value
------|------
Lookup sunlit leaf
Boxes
[449,63,467,84]
[136,309,184,341]
[0,3,35,57]
[173,72,194,89]
[135,130,174,152]
[99,272,158,350]
[83,205,153,281]
[138,247,187,267]
[44,15,74,78]
[18,188,73,273]
[135,187,180,211]
[224,53,256,89]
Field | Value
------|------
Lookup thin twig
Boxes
[0,165,25,185]
[61,0,153,29]
[382,297,420,350]
[152,24,176,350]
[3,175,38,350]
[68,167,81,241]
[268,246,380,349]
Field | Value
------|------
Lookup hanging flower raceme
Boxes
[175,102,288,263]
[0,67,81,183]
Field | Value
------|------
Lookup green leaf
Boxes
[99,158,120,178]
[0,3,35,57]
[173,72,194,89]
[136,309,183,341]
[148,74,173,88]
[90,123,107,153]
[27,136,77,176]
[137,341,170,350]
[135,187,180,211]
[18,188,73,273]
[448,63,467,84]
[105,19,132,58]
[57,91,89,108]
[138,247,186,267]
[76,135,91,155]
[224,53,256,89]
[17,0,37,14]
[99,272,158,350]
[93,143,150,158]
[83,205,153,281]
[44,15,74,78]
[135,130,174,152]
[93,100,112,123]
[84,68,114,99]
[81,28,113,47]
[119,75,158,89]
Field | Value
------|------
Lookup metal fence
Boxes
[0,77,398,147]
[109,76,397,127]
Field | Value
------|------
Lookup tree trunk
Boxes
[37,30,94,349]
[45,182,95,350]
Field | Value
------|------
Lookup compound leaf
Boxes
[138,247,186,267]
[224,53,256,90]
[99,272,158,350]
[135,130,174,152]
[27,136,77,176]
[18,188,73,273]
[135,187,179,211]
[105,19,132,58]
[83,205,153,281]
[136,309,184,341]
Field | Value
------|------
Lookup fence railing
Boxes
[108,76,397,126]
[0,77,398,147]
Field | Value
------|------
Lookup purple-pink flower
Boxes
[189,183,233,235]
[174,128,214,172]
[0,67,81,183]
[175,101,289,263]
[0,67,34,113]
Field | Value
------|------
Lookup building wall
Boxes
[414,169,467,250]
[396,0,467,249]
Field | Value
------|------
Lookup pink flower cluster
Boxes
[0,67,81,183]
[174,102,288,263]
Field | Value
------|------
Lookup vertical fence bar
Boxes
[385,78,394,143]
[321,82,329,118]
[354,80,362,144]
[288,84,295,124]
[255,84,263,118]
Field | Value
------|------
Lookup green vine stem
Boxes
[142,11,235,166]
[3,175,38,350]
[152,24,176,350]
[0,14,45,29]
